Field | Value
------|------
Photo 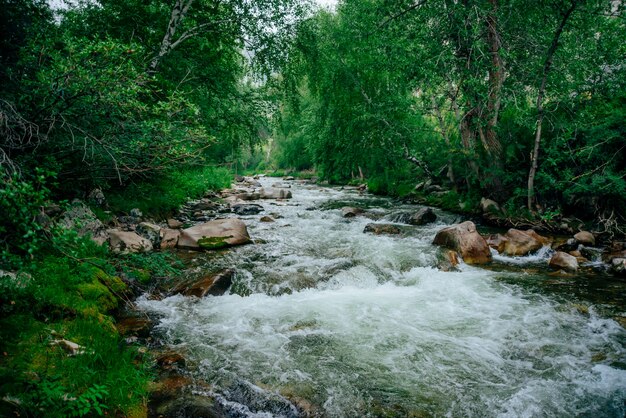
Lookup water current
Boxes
[138,178,626,417]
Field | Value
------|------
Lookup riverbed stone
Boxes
[167,218,183,229]
[407,207,437,225]
[549,251,579,272]
[480,198,501,215]
[432,221,492,264]
[611,258,626,276]
[108,230,153,253]
[137,222,161,246]
[342,207,364,218]
[160,228,181,249]
[260,188,292,199]
[486,233,507,253]
[501,229,546,256]
[231,203,264,216]
[574,231,595,246]
[177,219,251,250]
[174,269,235,297]
[59,200,109,245]
[260,216,275,223]
[363,223,401,235]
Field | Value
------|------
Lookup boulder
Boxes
[432,221,492,264]
[341,207,364,218]
[108,230,153,253]
[574,231,595,246]
[116,317,153,338]
[555,238,578,252]
[174,269,235,298]
[363,223,401,235]
[480,198,501,215]
[129,208,143,219]
[177,219,251,250]
[59,200,109,245]
[438,250,460,271]
[231,203,263,216]
[485,234,507,253]
[407,207,437,225]
[284,176,295,181]
[167,219,183,229]
[87,188,106,207]
[260,188,292,199]
[160,228,181,250]
[260,216,275,223]
[501,229,546,256]
[137,222,161,246]
[237,192,262,201]
[549,251,578,272]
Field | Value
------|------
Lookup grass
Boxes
[106,166,233,219]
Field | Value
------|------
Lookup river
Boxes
[138,178,626,417]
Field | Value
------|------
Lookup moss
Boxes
[198,236,231,250]
[77,281,117,313]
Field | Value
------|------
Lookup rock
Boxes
[154,395,218,418]
[175,269,235,297]
[243,177,262,187]
[87,188,106,207]
[574,231,595,246]
[610,258,626,276]
[108,230,153,253]
[414,181,425,191]
[480,198,501,215]
[177,219,251,250]
[438,250,460,271]
[549,251,579,272]
[363,223,402,235]
[555,238,579,252]
[260,188,292,199]
[235,175,245,182]
[425,184,444,193]
[501,229,546,256]
[129,208,143,219]
[237,192,262,201]
[485,234,507,253]
[156,351,186,370]
[260,216,275,223]
[284,176,295,181]
[357,183,367,191]
[116,317,153,338]
[189,198,219,211]
[167,218,183,229]
[432,221,492,264]
[52,339,83,356]
[407,207,437,225]
[137,222,161,246]
[231,203,264,216]
[160,228,181,250]
[341,207,364,218]
[59,200,109,245]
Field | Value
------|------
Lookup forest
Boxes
[1,0,625,416]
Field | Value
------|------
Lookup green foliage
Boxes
[107,166,232,218]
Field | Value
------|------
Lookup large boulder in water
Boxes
[363,223,401,235]
[173,269,235,298]
[407,207,437,225]
[260,188,292,199]
[231,203,263,216]
[177,219,251,250]
[432,221,492,264]
[549,251,578,272]
[500,229,548,256]
[342,207,364,218]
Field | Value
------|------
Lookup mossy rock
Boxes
[77,280,117,313]
[197,236,231,250]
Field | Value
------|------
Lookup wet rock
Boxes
[219,380,300,418]
[137,222,161,246]
[438,250,460,271]
[432,221,492,264]
[501,229,546,256]
[189,198,220,212]
[108,229,153,253]
[341,207,364,218]
[174,269,235,297]
[260,188,292,199]
[116,317,152,338]
[611,258,626,276]
[407,207,437,225]
[555,238,578,252]
[574,231,595,246]
[156,351,186,370]
[580,246,602,261]
[178,219,251,250]
[486,234,507,253]
[167,218,183,229]
[154,395,219,418]
[235,175,245,182]
[231,203,264,216]
[58,200,109,245]
[260,216,275,223]
[363,223,401,235]
[480,198,501,215]
[160,228,181,250]
[284,176,295,181]
[87,188,106,207]
[549,251,579,272]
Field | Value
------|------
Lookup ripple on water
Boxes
[139,178,626,417]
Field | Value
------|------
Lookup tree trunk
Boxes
[431,96,456,186]
[149,0,195,72]
[483,0,504,157]
[527,0,578,210]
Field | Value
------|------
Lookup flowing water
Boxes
[139,178,626,417]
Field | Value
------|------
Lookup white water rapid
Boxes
[138,178,626,417]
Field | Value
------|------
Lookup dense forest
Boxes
[1,0,625,416]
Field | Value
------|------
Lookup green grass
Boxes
[106,166,233,219]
